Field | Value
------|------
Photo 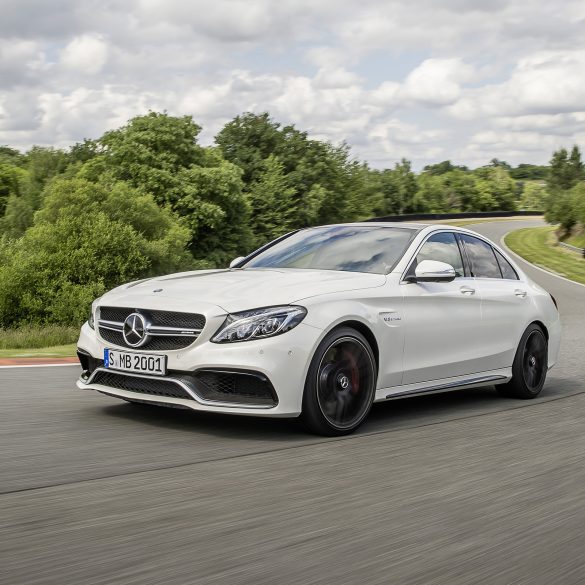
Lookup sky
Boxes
[1,0,585,169]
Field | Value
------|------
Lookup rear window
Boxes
[495,249,519,280]
[460,234,502,279]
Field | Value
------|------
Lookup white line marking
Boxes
[0,363,79,369]
[500,234,585,290]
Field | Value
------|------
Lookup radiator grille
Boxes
[97,306,206,350]
[98,328,196,351]
[99,307,205,330]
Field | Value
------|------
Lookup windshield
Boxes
[243,225,416,274]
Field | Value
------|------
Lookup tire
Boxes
[498,323,548,399]
[301,327,377,436]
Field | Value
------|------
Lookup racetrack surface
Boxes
[2,219,585,584]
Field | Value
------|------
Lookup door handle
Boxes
[514,289,527,298]
[460,286,476,295]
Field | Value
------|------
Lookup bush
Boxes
[0,177,192,327]
[0,324,79,349]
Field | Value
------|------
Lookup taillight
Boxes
[550,293,558,310]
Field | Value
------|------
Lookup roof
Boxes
[309,221,429,230]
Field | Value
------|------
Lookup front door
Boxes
[459,234,530,371]
[401,231,483,385]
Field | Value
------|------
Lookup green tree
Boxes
[246,155,296,246]
[345,163,385,220]
[414,169,491,213]
[422,160,468,176]
[216,112,367,229]
[518,182,547,211]
[77,112,252,265]
[91,112,205,207]
[173,149,253,265]
[472,166,516,211]
[0,146,70,236]
[0,177,192,327]
[571,181,585,228]
[545,146,584,230]
[378,159,419,215]
[23,146,70,196]
[487,158,512,171]
[0,163,26,217]
[509,164,548,180]
[68,139,101,164]
[215,112,283,184]
[0,146,24,166]
[548,146,584,192]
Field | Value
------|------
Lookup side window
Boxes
[412,232,465,277]
[494,249,519,280]
[460,234,502,279]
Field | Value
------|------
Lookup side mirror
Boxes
[409,260,456,283]
[229,256,246,269]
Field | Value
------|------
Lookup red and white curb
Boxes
[0,357,79,368]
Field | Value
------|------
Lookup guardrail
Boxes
[558,241,585,257]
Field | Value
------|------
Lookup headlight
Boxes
[88,297,101,330]
[211,306,307,343]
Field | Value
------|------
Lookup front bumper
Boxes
[76,320,322,417]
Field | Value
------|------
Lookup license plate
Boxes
[104,349,166,376]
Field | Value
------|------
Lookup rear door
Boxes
[401,231,483,385]
[459,234,529,371]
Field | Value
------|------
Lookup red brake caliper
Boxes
[343,349,360,395]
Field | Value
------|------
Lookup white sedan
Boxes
[77,223,561,435]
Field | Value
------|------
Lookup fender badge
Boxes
[380,311,401,325]
[153,288,163,293]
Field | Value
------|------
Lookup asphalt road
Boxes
[2,219,585,585]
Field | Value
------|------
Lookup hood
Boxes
[101,268,386,314]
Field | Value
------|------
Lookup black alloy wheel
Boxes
[498,323,548,399]
[522,330,547,391]
[302,328,377,435]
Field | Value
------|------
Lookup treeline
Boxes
[543,146,585,235]
[0,111,558,327]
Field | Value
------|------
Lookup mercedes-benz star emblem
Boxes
[123,313,148,347]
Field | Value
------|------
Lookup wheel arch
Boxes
[328,320,380,374]
[530,319,549,340]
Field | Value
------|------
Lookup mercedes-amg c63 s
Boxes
[77,223,561,435]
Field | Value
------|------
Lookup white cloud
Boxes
[60,34,108,75]
[449,50,585,119]
[492,113,585,137]
[401,58,476,106]
[0,39,47,87]
[1,0,585,168]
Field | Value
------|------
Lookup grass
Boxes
[505,226,585,285]
[0,344,78,359]
[0,324,79,352]
[564,234,585,249]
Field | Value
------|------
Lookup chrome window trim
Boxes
[493,247,520,281]
[400,228,525,284]
[459,232,503,280]
[400,228,468,284]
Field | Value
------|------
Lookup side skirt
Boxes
[376,372,511,402]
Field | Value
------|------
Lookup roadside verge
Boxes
[0,356,79,367]
[504,226,585,285]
